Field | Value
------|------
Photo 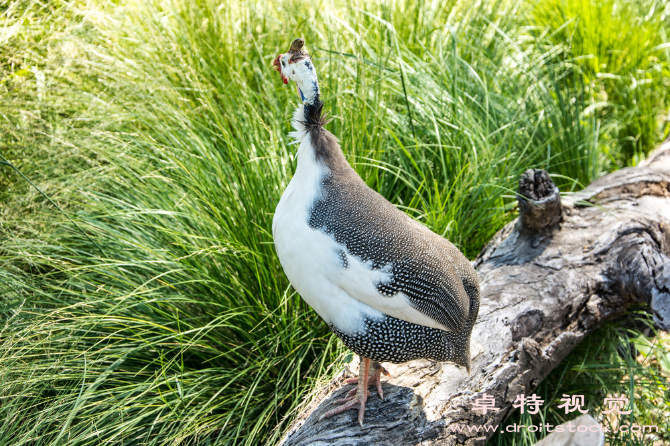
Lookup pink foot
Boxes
[344,360,390,400]
[320,387,369,427]
[319,358,389,427]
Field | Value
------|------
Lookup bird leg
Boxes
[342,360,390,400]
[319,357,377,427]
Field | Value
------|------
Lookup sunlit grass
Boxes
[531,0,670,164]
[1,0,669,444]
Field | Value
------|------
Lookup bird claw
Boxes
[333,388,370,405]
[320,358,389,427]
[343,361,389,400]
[321,391,368,427]
[376,378,384,401]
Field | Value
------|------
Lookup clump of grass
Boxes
[1,0,669,445]
[531,0,670,165]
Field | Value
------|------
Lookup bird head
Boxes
[273,38,320,106]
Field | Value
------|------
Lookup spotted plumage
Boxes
[307,129,478,334]
[271,38,480,426]
[274,106,480,365]
[330,313,475,364]
[304,126,479,364]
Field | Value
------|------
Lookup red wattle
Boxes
[282,76,288,85]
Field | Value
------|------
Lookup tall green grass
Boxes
[532,0,670,164]
[1,0,668,444]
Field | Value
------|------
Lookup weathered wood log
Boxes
[278,141,670,446]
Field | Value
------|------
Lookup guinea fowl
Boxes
[272,38,480,427]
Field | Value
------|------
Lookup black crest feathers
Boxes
[302,100,329,129]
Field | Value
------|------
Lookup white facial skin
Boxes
[278,54,320,105]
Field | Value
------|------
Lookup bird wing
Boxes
[309,170,473,333]
[330,225,471,333]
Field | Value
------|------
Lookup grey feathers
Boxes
[274,103,480,366]
[307,127,478,334]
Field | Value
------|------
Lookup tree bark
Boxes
[278,142,670,446]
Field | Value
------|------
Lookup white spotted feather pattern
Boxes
[273,104,480,365]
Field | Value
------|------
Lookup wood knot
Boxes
[517,169,563,233]
[511,309,545,342]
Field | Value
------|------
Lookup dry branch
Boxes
[279,141,670,446]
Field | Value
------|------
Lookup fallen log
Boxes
[278,141,670,446]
